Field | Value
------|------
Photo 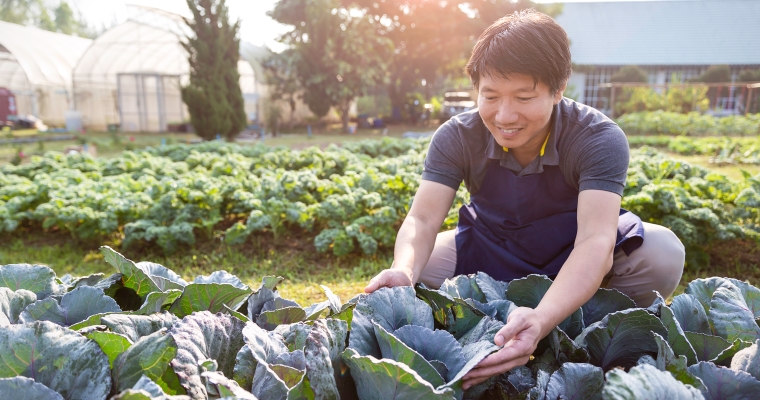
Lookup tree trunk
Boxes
[288,97,296,131]
[341,100,351,133]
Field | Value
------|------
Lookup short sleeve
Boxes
[421,122,465,190]
[574,124,629,196]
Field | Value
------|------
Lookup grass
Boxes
[3,230,760,306]
[0,235,389,307]
[0,124,433,164]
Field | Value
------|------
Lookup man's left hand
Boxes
[462,307,546,390]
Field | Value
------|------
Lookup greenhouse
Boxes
[72,5,263,132]
[0,20,92,127]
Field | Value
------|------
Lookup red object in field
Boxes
[129,136,134,142]
[0,87,17,126]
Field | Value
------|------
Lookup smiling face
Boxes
[478,73,565,159]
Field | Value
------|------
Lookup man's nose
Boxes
[495,105,519,125]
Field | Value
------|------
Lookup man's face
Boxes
[477,73,564,152]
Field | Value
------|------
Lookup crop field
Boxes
[2,248,760,399]
[2,134,760,398]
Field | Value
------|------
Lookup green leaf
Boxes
[202,371,257,399]
[321,285,342,314]
[223,304,250,322]
[303,318,351,399]
[349,286,433,359]
[670,293,712,335]
[0,321,111,400]
[506,274,584,338]
[342,348,456,399]
[234,323,292,391]
[19,286,121,326]
[545,362,604,400]
[661,305,698,365]
[101,311,178,342]
[726,278,760,318]
[62,273,106,291]
[247,276,285,320]
[193,270,249,290]
[111,329,184,395]
[373,322,445,388]
[581,288,636,327]
[169,283,251,318]
[168,311,247,399]
[651,332,705,390]
[548,327,590,364]
[603,364,704,399]
[684,277,734,315]
[136,262,188,290]
[688,361,760,399]
[574,309,667,371]
[730,341,760,380]
[0,376,64,400]
[101,246,161,298]
[474,272,508,302]
[0,287,36,326]
[709,286,760,342]
[257,307,307,331]
[439,274,486,303]
[0,264,59,299]
[134,290,182,315]
[391,324,466,381]
[684,331,732,363]
[415,286,485,339]
[87,331,133,368]
[713,338,754,367]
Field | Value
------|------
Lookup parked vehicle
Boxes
[439,90,476,122]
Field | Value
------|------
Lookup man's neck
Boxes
[509,126,551,168]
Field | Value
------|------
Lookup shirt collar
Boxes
[484,102,561,167]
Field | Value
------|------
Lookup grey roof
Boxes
[555,0,760,66]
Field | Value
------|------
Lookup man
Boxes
[363,9,685,390]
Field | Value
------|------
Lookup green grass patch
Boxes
[0,236,389,307]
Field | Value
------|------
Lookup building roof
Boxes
[555,0,760,66]
[0,20,92,87]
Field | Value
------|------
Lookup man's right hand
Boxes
[363,268,413,293]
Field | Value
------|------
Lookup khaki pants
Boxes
[418,222,685,307]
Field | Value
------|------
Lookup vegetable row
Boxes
[2,138,760,267]
[3,247,760,399]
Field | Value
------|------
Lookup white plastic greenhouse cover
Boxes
[0,20,91,87]
[0,20,91,125]
[73,5,263,131]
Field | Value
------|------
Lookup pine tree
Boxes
[182,0,246,141]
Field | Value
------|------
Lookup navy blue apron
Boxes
[454,159,644,281]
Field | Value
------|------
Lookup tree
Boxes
[270,0,393,132]
[54,1,74,34]
[181,0,247,141]
[261,49,301,130]
[611,65,648,83]
[343,0,544,117]
[691,65,731,109]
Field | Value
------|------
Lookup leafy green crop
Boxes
[2,249,760,398]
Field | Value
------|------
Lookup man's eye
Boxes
[518,97,534,102]
[485,97,498,101]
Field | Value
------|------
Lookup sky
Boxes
[71,0,675,52]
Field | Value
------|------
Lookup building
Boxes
[0,21,92,127]
[556,0,760,114]
[72,6,263,132]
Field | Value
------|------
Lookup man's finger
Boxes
[494,313,528,346]
[462,355,531,389]
[363,275,385,293]
[474,341,532,369]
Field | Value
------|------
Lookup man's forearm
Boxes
[533,235,614,338]
[391,215,440,283]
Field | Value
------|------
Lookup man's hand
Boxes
[364,268,413,293]
[462,307,546,390]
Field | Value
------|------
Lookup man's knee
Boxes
[639,223,685,295]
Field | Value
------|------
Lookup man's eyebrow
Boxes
[480,86,498,93]
[515,86,537,93]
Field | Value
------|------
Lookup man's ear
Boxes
[554,81,568,103]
